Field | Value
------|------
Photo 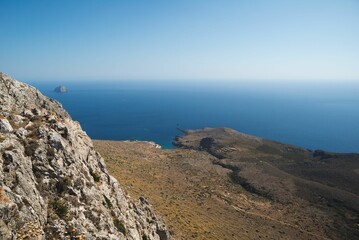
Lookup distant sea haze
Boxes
[31,80,359,153]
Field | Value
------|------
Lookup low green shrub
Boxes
[51,199,68,219]
[113,218,126,235]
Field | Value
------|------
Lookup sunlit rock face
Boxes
[0,72,170,240]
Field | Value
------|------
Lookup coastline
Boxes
[94,130,359,240]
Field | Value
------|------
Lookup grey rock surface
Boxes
[0,119,13,133]
[0,73,170,240]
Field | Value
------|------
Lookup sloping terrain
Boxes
[0,73,169,240]
[95,128,359,240]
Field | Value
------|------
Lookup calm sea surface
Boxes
[29,80,359,153]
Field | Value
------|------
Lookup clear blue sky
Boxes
[0,0,358,81]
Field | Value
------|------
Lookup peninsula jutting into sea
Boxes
[1,73,358,239]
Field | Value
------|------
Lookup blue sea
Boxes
[29,80,359,153]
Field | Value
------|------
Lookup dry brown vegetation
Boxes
[95,141,251,240]
[0,187,10,204]
[95,131,359,240]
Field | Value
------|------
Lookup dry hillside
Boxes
[95,129,359,239]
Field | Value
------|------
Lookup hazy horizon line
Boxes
[2,71,359,84]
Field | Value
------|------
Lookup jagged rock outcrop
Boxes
[0,73,170,240]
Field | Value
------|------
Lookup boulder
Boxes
[0,118,13,133]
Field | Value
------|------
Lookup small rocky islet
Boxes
[54,85,68,93]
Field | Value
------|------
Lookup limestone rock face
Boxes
[0,73,169,240]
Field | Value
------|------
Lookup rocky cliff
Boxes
[0,73,170,240]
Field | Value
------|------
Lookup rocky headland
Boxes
[0,73,170,240]
[95,128,359,240]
